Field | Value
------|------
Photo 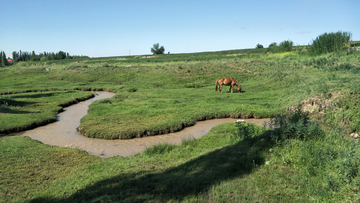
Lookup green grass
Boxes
[3,47,360,139]
[1,45,360,202]
[2,110,360,202]
[0,136,101,202]
[0,91,94,135]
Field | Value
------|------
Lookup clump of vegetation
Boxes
[0,51,9,67]
[151,43,165,55]
[309,31,352,55]
[256,43,264,49]
[267,40,293,53]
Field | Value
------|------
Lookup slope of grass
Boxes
[1,46,360,201]
[0,91,94,135]
[1,47,360,139]
[2,109,360,202]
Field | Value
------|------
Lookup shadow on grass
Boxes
[30,135,273,202]
[0,107,32,114]
[0,99,35,114]
[9,92,58,99]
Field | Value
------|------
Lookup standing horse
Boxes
[215,78,242,93]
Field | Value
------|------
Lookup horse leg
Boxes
[231,84,234,93]
[215,80,219,92]
[220,84,223,93]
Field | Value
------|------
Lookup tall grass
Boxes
[310,31,352,55]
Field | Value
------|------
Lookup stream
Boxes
[19,92,270,158]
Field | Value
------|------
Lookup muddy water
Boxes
[20,92,270,158]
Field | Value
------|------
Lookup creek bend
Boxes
[20,91,270,158]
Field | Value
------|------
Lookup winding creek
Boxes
[18,92,270,158]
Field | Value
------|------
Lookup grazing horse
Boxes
[215,78,242,93]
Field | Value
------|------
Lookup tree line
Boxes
[0,50,89,67]
[256,40,294,53]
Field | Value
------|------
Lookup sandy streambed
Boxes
[19,91,270,158]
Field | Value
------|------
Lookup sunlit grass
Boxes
[1,45,360,202]
[0,91,94,135]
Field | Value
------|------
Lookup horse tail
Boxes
[215,80,219,92]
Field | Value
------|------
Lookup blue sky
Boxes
[1,0,359,58]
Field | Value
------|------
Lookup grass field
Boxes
[1,45,360,202]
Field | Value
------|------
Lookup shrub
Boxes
[266,107,325,141]
[268,42,277,48]
[267,40,293,53]
[279,40,293,52]
[309,31,352,55]
[235,120,263,139]
[256,44,264,49]
[40,56,48,61]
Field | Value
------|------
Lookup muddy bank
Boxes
[20,91,270,158]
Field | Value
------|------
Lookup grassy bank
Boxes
[1,110,360,202]
[0,91,94,135]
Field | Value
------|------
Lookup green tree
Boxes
[268,42,277,48]
[12,51,18,62]
[56,51,66,60]
[151,43,165,54]
[279,40,293,52]
[31,51,39,61]
[267,40,293,53]
[0,51,8,67]
[256,44,264,49]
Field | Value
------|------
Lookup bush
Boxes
[279,40,293,52]
[266,107,325,141]
[268,42,277,48]
[256,44,264,49]
[40,56,48,61]
[235,120,263,139]
[267,40,293,53]
[309,31,352,55]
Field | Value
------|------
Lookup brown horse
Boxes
[215,77,242,93]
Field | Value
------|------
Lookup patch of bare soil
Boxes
[141,56,158,59]
[226,53,245,56]
[287,92,343,114]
